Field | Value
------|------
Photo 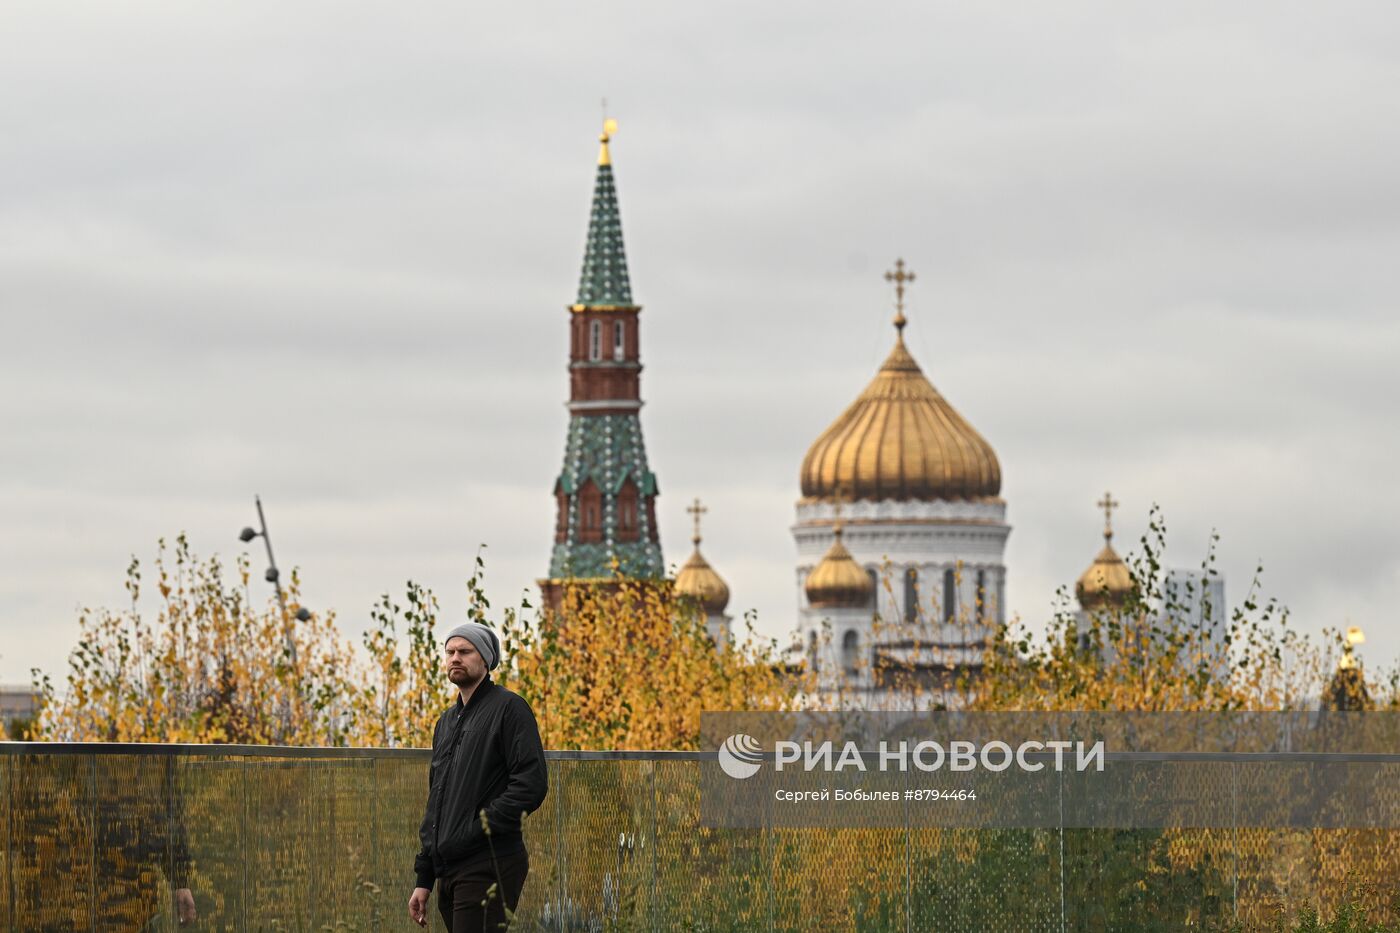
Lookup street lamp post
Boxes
[239,495,310,666]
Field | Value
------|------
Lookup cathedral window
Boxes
[613,320,625,360]
[943,568,957,623]
[976,570,987,623]
[808,630,820,672]
[589,320,602,361]
[903,568,918,624]
[842,630,860,677]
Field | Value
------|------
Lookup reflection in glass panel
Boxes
[2,749,1399,929]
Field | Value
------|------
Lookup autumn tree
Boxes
[813,505,1397,713]
[34,535,354,744]
[34,540,801,749]
[496,573,802,750]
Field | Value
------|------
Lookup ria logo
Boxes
[718,734,764,779]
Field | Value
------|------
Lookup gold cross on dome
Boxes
[687,497,707,546]
[883,258,916,332]
[1097,491,1120,541]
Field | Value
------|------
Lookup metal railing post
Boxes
[1058,766,1067,933]
[649,761,658,933]
[904,762,911,933]
[240,760,250,926]
[554,759,565,928]
[3,758,12,930]
[1232,760,1239,924]
[87,754,97,933]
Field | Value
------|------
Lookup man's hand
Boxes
[174,888,196,924]
[408,887,431,927]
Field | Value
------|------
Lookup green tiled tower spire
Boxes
[546,120,664,587]
[575,126,633,307]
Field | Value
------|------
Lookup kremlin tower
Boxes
[541,121,664,608]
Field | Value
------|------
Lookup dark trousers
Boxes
[437,849,529,932]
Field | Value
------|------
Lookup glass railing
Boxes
[3,744,1399,930]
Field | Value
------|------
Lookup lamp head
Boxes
[239,527,258,543]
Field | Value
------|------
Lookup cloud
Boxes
[2,0,1397,684]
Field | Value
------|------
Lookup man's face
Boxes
[445,637,486,688]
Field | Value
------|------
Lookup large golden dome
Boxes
[800,321,1001,503]
[804,526,874,609]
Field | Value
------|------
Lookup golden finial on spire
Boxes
[1340,625,1366,670]
[883,258,916,334]
[686,497,707,547]
[598,113,619,167]
[1097,491,1120,543]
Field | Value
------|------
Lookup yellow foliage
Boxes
[498,575,802,750]
[34,540,801,749]
[34,509,1393,749]
[36,535,357,745]
[817,507,1398,713]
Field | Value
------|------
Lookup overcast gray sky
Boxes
[3,1,1397,686]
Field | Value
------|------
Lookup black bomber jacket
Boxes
[414,677,548,889]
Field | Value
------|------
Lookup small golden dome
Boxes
[674,498,729,615]
[675,547,730,615]
[1075,541,1137,610]
[1077,492,1136,610]
[800,329,1001,503]
[804,526,874,609]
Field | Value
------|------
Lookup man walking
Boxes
[409,622,548,930]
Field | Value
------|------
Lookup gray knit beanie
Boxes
[443,622,501,671]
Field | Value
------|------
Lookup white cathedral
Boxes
[674,259,1010,704]
[671,258,1225,707]
[786,261,1008,706]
